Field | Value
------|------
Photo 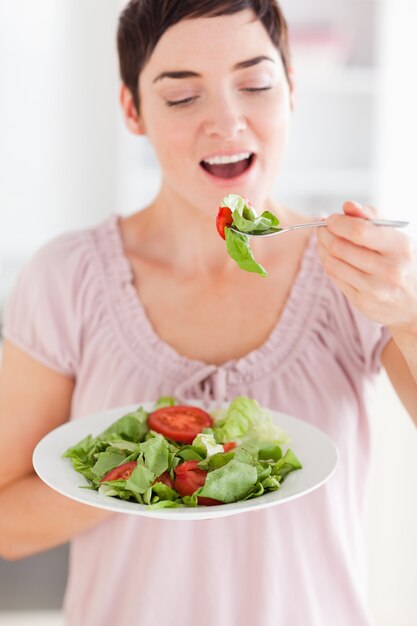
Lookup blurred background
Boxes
[0,0,416,624]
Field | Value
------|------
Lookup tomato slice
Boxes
[216,206,233,239]
[148,406,213,444]
[223,442,237,452]
[197,495,222,506]
[100,461,137,482]
[153,471,175,490]
[174,460,221,506]
[197,496,222,506]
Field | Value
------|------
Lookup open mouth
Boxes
[200,152,255,179]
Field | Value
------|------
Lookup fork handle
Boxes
[290,219,409,231]
[368,219,409,228]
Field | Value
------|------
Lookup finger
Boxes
[342,200,381,220]
[317,229,384,275]
[325,213,397,254]
[324,272,360,304]
[321,250,375,292]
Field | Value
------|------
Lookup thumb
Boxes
[343,200,380,220]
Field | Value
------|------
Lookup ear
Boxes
[287,66,296,111]
[119,84,146,135]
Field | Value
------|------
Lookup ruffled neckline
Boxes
[93,214,327,387]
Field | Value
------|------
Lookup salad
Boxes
[63,396,301,509]
[216,193,281,277]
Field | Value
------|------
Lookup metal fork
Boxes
[229,219,409,238]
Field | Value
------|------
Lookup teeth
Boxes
[203,152,252,165]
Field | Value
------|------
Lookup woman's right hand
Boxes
[0,340,113,561]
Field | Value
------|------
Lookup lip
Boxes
[198,153,257,186]
[200,149,255,162]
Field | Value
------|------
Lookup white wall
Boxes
[366,373,417,626]
[0,0,121,259]
[374,0,417,233]
[365,3,417,624]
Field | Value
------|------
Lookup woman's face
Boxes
[136,9,293,216]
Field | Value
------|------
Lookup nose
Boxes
[203,96,247,140]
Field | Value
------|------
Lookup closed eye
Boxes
[165,96,199,108]
[241,86,272,93]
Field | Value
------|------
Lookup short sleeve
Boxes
[348,304,391,375]
[328,283,391,377]
[2,231,91,377]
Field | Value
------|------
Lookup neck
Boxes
[122,182,293,276]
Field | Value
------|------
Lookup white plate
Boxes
[33,401,339,521]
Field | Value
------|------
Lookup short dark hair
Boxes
[117,0,291,112]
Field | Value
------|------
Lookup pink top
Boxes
[4,215,390,626]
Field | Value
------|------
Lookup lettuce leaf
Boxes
[191,432,224,458]
[154,396,177,409]
[213,396,289,453]
[224,228,267,277]
[197,459,258,503]
[125,462,156,494]
[220,194,281,277]
[97,407,149,443]
[91,449,128,479]
[139,436,170,476]
[222,193,280,233]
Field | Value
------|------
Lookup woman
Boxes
[0,1,416,625]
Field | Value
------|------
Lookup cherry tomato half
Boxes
[174,460,221,506]
[223,442,237,452]
[153,471,175,490]
[216,206,233,239]
[100,461,137,482]
[147,406,213,444]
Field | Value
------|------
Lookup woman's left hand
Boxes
[317,200,417,333]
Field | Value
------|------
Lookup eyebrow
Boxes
[152,55,275,84]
